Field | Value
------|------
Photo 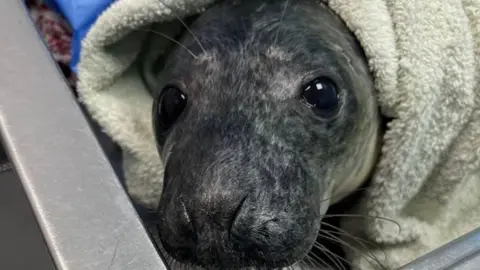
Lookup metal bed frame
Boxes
[0,1,478,269]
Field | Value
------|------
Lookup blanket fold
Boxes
[76,0,480,269]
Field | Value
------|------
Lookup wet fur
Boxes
[143,0,380,269]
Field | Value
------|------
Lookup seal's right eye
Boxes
[153,86,187,142]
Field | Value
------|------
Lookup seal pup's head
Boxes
[149,0,380,268]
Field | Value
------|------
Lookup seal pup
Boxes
[145,0,381,269]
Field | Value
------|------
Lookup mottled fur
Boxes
[146,0,380,269]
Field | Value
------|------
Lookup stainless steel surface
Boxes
[398,227,480,270]
[0,166,56,270]
[0,1,167,270]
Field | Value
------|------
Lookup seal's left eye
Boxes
[153,86,187,142]
[301,77,340,118]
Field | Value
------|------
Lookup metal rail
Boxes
[0,1,168,269]
[399,227,480,270]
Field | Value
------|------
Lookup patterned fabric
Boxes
[26,0,77,92]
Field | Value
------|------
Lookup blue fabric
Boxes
[43,0,115,73]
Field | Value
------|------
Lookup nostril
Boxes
[228,195,248,235]
[180,199,198,243]
[180,199,192,224]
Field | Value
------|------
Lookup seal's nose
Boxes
[183,196,247,235]
[157,192,313,268]
[156,195,250,264]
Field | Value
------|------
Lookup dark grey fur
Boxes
[145,0,380,269]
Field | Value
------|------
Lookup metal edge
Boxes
[0,1,168,269]
[398,227,480,270]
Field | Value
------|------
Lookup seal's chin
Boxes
[154,215,323,270]
[156,239,317,270]
[157,234,318,269]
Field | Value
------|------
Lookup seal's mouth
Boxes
[154,233,318,270]
[155,211,321,269]
[149,208,353,270]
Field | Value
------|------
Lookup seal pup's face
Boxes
[150,0,380,269]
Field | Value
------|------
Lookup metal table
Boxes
[399,227,480,270]
[0,1,167,269]
[0,1,478,270]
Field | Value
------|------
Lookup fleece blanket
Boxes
[76,0,480,269]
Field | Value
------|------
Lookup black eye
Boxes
[301,77,340,118]
[153,86,187,142]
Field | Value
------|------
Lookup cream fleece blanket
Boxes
[76,0,480,269]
